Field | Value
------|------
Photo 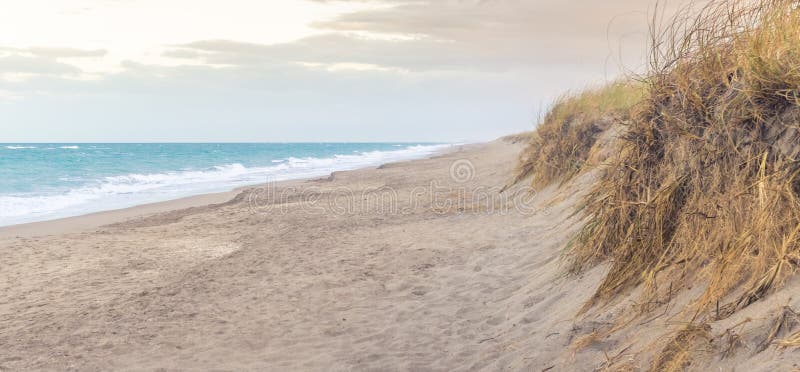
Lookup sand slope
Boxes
[2,139,799,371]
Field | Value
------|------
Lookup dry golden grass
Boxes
[511,81,645,188]
[766,306,800,349]
[573,0,800,325]
[506,0,800,364]
[649,323,712,372]
[499,0,800,366]
[777,331,800,348]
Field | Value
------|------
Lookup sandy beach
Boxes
[4,138,800,371]
[0,139,582,370]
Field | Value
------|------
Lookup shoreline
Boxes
[0,143,466,239]
[0,189,239,239]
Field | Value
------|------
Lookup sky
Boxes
[0,0,690,142]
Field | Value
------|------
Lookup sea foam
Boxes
[0,144,451,226]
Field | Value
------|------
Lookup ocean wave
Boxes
[0,144,452,225]
[4,146,37,149]
[0,163,256,218]
[59,146,80,149]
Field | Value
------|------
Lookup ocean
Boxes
[0,143,450,226]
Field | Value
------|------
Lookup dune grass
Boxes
[511,0,800,366]
[575,0,800,318]
[650,323,712,371]
[511,81,645,188]
[560,0,800,365]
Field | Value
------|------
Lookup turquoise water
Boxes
[0,143,449,226]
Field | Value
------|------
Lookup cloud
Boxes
[311,0,708,73]
[166,34,537,72]
[26,47,107,58]
[0,57,589,142]
[163,0,698,77]
[0,54,82,75]
[0,46,107,79]
[1,0,707,141]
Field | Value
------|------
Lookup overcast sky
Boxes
[1,0,689,142]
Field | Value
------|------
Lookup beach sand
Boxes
[0,138,589,370]
[5,138,799,371]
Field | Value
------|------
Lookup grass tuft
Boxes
[512,81,645,188]
[650,323,712,372]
